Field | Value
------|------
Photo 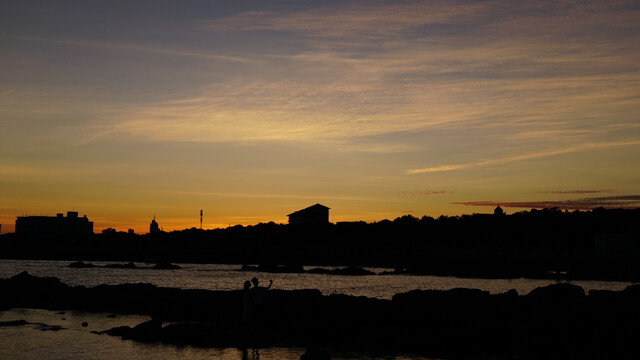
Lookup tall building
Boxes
[15,211,93,237]
[149,216,160,234]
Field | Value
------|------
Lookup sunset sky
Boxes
[1,0,639,233]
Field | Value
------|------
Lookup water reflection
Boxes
[241,348,260,360]
[0,308,306,360]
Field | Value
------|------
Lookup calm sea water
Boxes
[0,259,637,360]
[0,259,634,298]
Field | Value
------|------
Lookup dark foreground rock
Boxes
[2,271,640,359]
[0,319,66,331]
[300,347,331,360]
[0,320,29,326]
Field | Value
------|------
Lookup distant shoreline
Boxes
[1,207,639,282]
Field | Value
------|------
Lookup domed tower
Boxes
[149,215,160,234]
[494,205,505,216]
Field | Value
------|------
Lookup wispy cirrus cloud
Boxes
[110,0,640,149]
[454,195,640,210]
[6,0,637,154]
[3,35,260,64]
[153,190,373,203]
[399,190,453,196]
[200,2,488,39]
[406,141,640,174]
[538,190,614,195]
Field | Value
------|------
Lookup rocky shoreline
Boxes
[2,271,639,359]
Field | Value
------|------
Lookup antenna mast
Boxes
[200,209,203,229]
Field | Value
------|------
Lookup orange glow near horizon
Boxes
[1,1,639,235]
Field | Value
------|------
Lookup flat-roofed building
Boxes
[15,211,93,238]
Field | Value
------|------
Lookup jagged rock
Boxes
[36,323,66,331]
[525,283,585,305]
[307,268,331,274]
[378,267,409,275]
[300,347,331,360]
[152,262,181,270]
[105,262,137,269]
[622,284,640,299]
[98,325,132,337]
[2,273,640,359]
[0,320,29,326]
[392,287,491,306]
[127,319,163,342]
[588,289,618,303]
[0,271,68,310]
[497,288,519,298]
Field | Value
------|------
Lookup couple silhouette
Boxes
[243,277,273,324]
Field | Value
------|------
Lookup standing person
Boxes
[242,280,253,324]
[250,277,273,321]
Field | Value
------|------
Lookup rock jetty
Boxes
[1,271,639,359]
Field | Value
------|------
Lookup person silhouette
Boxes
[242,280,253,324]
[250,277,272,321]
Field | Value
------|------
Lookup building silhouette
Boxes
[15,211,93,237]
[494,205,505,216]
[149,216,160,234]
[288,204,330,225]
